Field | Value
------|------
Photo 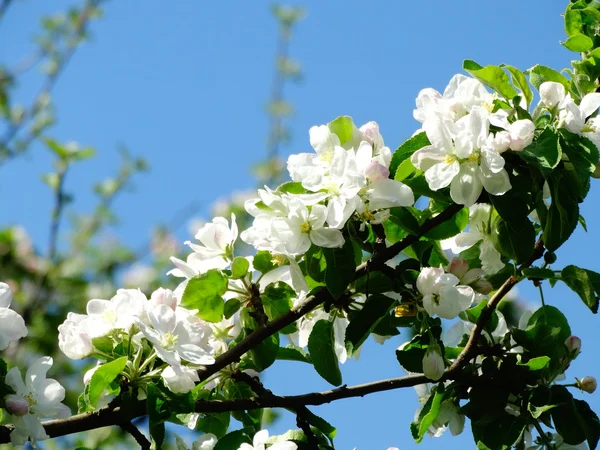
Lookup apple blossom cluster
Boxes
[242,119,415,254]
[0,283,70,446]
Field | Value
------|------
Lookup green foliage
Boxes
[231,256,250,279]
[85,357,127,409]
[410,385,445,443]
[345,294,396,355]
[560,265,600,313]
[390,132,430,178]
[308,320,342,386]
[323,240,356,299]
[543,169,581,252]
[327,116,355,145]
[463,60,518,100]
[181,269,228,322]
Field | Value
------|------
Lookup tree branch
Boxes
[118,420,151,450]
[0,203,466,443]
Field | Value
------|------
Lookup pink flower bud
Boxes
[579,376,597,394]
[150,288,178,310]
[447,258,469,279]
[473,279,493,295]
[365,161,389,182]
[359,121,383,147]
[4,394,29,416]
[565,336,582,356]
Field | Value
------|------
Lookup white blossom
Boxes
[138,304,215,366]
[162,364,200,394]
[0,282,28,351]
[423,345,445,380]
[441,204,504,275]
[238,429,297,450]
[5,357,70,446]
[417,267,474,319]
[58,312,93,359]
[82,289,147,338]
[411,107,511,206]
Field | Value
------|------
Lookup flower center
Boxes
[300,222,311,233]
[25,392,37,407]
[161,332,178,349]
[445,154,457,164]
[468,149,481,164]
[101,309,117,325]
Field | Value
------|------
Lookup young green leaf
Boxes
[463,60,518,99]
[560,265,600,313]
[181,269,228,322]
[390,132,430,178]
[323,240,356,299]
[307,320,342,386]
[86,357,127,408]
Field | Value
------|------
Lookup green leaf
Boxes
[394,158,416,182]
[502,65,534,107]
[214,428,254,450]
[527,64,571,90]
[490,215,536,264]
[276,181,310,195]
[195,412,231,438]
[563,33,594,52]
[231,257,250,279]
[323,239,356,299]
[463,60,518,99]
[276,345,312,364]
[551,385,595,446]
[253,251,277,274]
[521,267,556,279]
[517,356,550,371]
[518,127,561,175]
[328,116,355,145]
[390,132,430,178]
[395,329,441,373]
[181,269,228,322]
[402,172,452,203]
[307,320,342,386]
[303,245,327,283]
[86,357,127,408]
[302,409,337,444]
[560,265,600,313]
[543,170,580,252]
[147,384,168,449]
[411,386,445,443]
[423,207,469,240]
[345,294,396,355]
[471,412,527,450]
[224,298,242,319]
[559,129,599,193]
[388,207,420,235]
[248,330,279,372]
[565,7,584,36]
[262,281,295,333]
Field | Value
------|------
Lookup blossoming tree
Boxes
[3,1,600,449]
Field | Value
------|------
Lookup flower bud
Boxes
[473,279,493,295]
[565,336,582,356]
[579,376,597,394]
[4,394,29,416]
[423,346,445,381]
[539,81,565,108]
[359,121,384,149]
[544,251,557,265]
[365,160,390,182]
[150,288,178,310]
[447,258,469,279]
[508,120,535,151]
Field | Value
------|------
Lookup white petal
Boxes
[309,228,345,248]
[580,93,600,118]
[411,146,447,172]
[425,161,460,191]
[449,163,483,206]
[0,282,13,308]
[479,166,512,196]
[0,308,27,350]
[539,82,565,108]
[368,179,415,209]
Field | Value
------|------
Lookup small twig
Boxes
[233,371,320,446]
[118,420,150,450]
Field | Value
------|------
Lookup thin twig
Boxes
[118,420,151,450]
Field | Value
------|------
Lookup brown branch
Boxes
[448,238,546,374]
[118,420,150,450]
[0,204,465,443]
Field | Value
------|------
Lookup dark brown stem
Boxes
[118,420,151,450]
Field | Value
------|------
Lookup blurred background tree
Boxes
[0,2,304,448]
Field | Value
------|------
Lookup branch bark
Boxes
[0,203,468,443]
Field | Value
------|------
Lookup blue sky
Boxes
[2,1,600,449]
